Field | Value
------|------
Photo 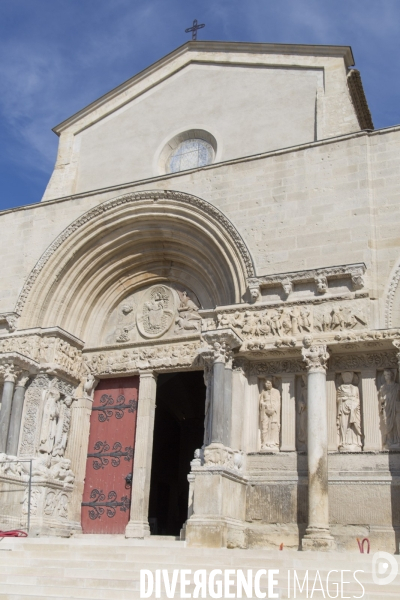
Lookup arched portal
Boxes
[17,190,254,344]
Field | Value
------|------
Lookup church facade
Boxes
[1,41,400,551]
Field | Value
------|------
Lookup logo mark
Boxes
[372,551,399,586]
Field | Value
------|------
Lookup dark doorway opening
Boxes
[148,371,206,536]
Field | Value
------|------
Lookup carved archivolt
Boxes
[16,190,255,337]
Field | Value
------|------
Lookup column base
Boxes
[302,526,336,551]
[125,520,151,539]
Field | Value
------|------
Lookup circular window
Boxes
[168,138,214,174]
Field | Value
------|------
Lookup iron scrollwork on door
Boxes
[88,441,134,470]
[81,489,131,520]
[92,394,138,422]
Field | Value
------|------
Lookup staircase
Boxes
[0,535,399,599]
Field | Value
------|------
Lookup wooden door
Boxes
[81,377,139,534]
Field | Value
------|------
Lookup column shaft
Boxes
[211,361,225,444]
[301,342,335,551]
[0,381,16,453]
[361,368,381,451]
[223,363,233,447]
[280,374,296,451]
[6,382,27,456]
[125,371,157,538]
[326,373,338,452]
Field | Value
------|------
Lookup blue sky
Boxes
[1,0,400,211]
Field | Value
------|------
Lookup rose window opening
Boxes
[168,139,214,174]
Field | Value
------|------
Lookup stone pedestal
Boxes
[301,339,335,551]
[125,371,157,538]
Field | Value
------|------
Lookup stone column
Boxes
[0,363,17,453]
[360,368,381,452]
[210,342,227,445]
[326,372,338,452]
[125,371,157,538]
[65,375,98,524]
[223,353,233,447]
[6,371,29,456]
[231,362,247,450]
[301,338,335,551]
[202,329,242,451]
[280,374,296,452]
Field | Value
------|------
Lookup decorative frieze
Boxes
[0,330,83,382]
[247,263,366,302]
[216,298,369,352]
[84,340,203,375]
[330,351,397,371]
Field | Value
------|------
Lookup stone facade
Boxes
[1,41,400,551]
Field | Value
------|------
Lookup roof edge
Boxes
[347,68,374,130]
[52,40,355,135]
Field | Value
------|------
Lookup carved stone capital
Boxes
[202,328,242,364]
[15,370,30,388]
[301,337,329,373]
[1,362,17,383]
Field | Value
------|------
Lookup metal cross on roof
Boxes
[185,19,205,41]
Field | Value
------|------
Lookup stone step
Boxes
[0,553,383,573]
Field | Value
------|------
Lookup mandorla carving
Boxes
[301,336,329,373]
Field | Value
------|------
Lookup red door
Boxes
[81,377,139,534]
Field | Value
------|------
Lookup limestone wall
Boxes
[1,128,400,329]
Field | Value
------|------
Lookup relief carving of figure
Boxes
[259,379,281,451]
[337,372,362,452]
[175,290,202,332]
[52,396,73,458]
[378,369,400,448]
[298,375,307,448]
[39,382,60,456]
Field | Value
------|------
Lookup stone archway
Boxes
[17,190,254,344]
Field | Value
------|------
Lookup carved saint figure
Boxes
[53,396,74,458]
[378,369,400,448]
[145,292,165,328]
[259,379,281,451]
[337,371,362,451]
[298,375,307,447]
[39,382,60,455]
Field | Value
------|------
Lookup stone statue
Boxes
[52,396,74,458]
[337,371,362,451]
[259,379,281,451]
[298,375,307,447]
[175,290,202,332]
[378,369,400,448]
[39,381,60,456]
